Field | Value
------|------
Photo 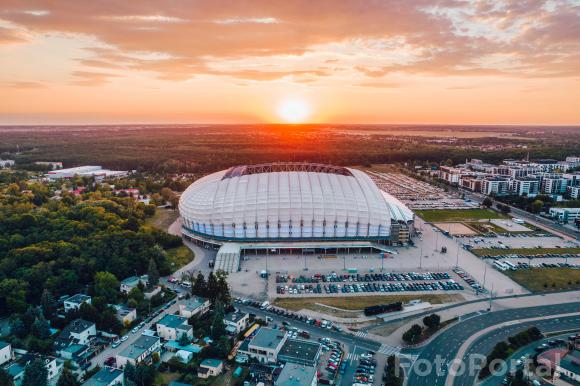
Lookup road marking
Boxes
[378,343,401,356]
[355,331,368,338]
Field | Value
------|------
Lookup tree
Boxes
[0,368,14,386]
[210,301,226,340]
[402,324,422,344]
[482,197,493,208]
[40,289,55,319]
[422,313,441,331]
[56,367,80,386]
[147,258,160,288]
[22,358,48,386]
[31,314,51,339]
[178,332,190,346]
[94,272,120,303]
[191,272,206,297]
[531,199,543,214]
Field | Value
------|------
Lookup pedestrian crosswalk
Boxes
[378,343,401,356]
[354,331,368,338]
[346,352,359,361]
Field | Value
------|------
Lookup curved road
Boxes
[452,315,580,386]
[405,302,580,386]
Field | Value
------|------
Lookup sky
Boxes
[0,0,579,125]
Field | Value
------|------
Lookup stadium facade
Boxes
[179,163,414,260]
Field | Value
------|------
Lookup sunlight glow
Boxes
[277,99,310,123]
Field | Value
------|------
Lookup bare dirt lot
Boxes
[433,222,478,236]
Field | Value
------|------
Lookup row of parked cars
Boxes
[324,341,344,379]
[453,268,488,294]
[353,354,376,385]
[481,252,579,260]
[277,280,463,295]
[276,271,451,284]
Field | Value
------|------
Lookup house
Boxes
[278,339,321,367]
[112,304,137,325]
[197,358,224,379]
[120,275,148,294]
[223,311,249,335]
[238,327,288,363]
[6,354,63,386]
[156,314,193,341]
[555,349,580,386]
[143,285,162,299]
[178,297,210,318]
[116,335,161,367]
[63,294,92,312]
[84,366,124,386]
[54,319,96,353]
[275,363,318,386]
[174,350,194,363]
[0,341,13,366]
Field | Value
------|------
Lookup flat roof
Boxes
[250,328,286,350]
[158,314,188,328]
[84,367,124,386]
[200,358,223,368]
[65,294,91,304]
[279,339,321,364]
[275,364,317,386]
[118,335,159,360]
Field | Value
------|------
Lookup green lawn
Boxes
[471,247,580,257]
[145,207,179,231]
[416,209,505,222]
[165,245,195,270]
[504,268,580,292]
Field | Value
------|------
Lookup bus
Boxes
[493,261,508,271]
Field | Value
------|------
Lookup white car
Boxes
[121,335,128,342]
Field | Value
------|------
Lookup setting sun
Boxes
[277,99,311,123]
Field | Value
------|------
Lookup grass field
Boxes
[471,247,580,257]
[416,209,505,222]
[145,207,179,231]
[273,294,463,313]
[165,245,195,270]
[505,268,580,292]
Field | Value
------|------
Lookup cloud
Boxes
[355,81,400,88]
[0,26,26,44]
[70,71,120,86]
[213,17,278,25]
[0,0,578,84]
[3,81,46,89]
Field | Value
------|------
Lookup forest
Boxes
[0,172,182,318]
[1,124,579,175]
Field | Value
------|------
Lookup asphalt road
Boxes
[405,302,580,386]
[480,331,580,386]
[452,315,580,386]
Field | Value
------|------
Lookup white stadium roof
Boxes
[179,163,413,241]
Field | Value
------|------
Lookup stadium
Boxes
[178,163,415,272]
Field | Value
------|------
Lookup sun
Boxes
[277,99,310,123]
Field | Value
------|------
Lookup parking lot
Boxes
[367,171,474,210]
[274,271,463,296]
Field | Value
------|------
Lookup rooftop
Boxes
[222,162,353,179]
[158,314,189,329]
[118,335,159,360]
[121,275,148,286]
[278,339,321,365]
[0,341,10,350]
[181,297,208,311]
[224,311,248,324]
[65,294,91,304]
[84,366,124,386]
[200,358,223,368]
[560,349,580,374]
[249,328,286,350]
[275,364,317,386]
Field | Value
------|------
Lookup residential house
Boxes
[54,319,96,354]
[63,294,92,313]
[275,363,317,386]
[238,327,287,363]
[0,341,13,366]
[120,275,148,294]
[197,359,224,379]
[223,311,249,335]
[84,366,124,386]
[178,297,210,318]
[115,335,161,367]
[156,314,193,341]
